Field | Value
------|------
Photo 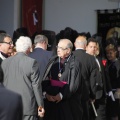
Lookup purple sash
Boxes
[50,79,67,87]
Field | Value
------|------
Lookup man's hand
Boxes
[46,93,56,102]
[52,93,62,103]
[89,99,95,103]
[38,106,45,117]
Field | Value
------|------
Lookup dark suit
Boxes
[0,84,23,120]
[29,48,53,78]
[1,52,43,119]
[73,49,98,120]
[93,56,111,120]
[95,56,107,99]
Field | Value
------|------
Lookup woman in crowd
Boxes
[105,44,120,120]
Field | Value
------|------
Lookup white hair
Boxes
[15,36,32,52]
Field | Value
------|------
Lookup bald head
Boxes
[74,36,87,50]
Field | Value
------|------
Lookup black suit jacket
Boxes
[0,84,23,120]
[95,56,111,99]
[73,49,98,100]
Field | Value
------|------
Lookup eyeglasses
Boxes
[56,46,68,50]
[2,41,13,45]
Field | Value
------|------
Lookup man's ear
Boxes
[41,41,46,44]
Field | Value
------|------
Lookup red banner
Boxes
[22,0,43,36]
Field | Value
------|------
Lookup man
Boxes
[0,66,23,120]
[29,34,53,78]
[1,36,45,120]
[73,36,98,120]
[0,33,14,63]
[86,38,111,120]
[42,39,83,120]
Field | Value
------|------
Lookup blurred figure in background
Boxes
[105,44,120,120]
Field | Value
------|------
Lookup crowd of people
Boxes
[0,28,120,120]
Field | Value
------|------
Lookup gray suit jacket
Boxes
[1,52,43,115]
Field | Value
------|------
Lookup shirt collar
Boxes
[76,48,84,50]
[0,52,7,60]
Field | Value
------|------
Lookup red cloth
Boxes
[22,0,43,36]
[102,59,107,66]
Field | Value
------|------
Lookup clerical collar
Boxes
[1,52,8,58]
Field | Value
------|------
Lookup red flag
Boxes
[22,0,43,36]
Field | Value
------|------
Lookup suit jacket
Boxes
[1,52,43,115]
[0,84,23,120]
[29,48,53,78]
[95,56,111,99]
[73,49,98,100]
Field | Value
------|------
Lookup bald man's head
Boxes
[74,36,87,50]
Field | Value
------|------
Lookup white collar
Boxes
[0,52,6,60]
[76,48,84,50]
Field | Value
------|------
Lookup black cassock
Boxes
[42,54,83,120]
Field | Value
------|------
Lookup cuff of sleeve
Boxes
[59,92,63,99]
[43,92,46,99]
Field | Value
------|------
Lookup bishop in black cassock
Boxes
[42,39,83,120]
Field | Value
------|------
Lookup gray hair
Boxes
[76,40,87,46]
[34,35,48,44]
[15,36,32,52]
[66,42,73,50]
[0,33,11,43]
[59,39,73,50]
